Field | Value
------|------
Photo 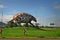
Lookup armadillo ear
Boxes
[20,14,23,16]
[13,16,17,19]
[13,15,18,21]
[19,13,24,16]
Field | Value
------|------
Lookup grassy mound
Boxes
[0,27,60,38]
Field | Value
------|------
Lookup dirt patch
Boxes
[0,38,60,40]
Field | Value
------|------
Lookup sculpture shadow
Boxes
[33,26,54,31]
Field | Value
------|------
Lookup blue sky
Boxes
[0,0,60,26]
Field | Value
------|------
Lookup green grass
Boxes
[0,27,60,38]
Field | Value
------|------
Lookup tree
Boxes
[50,23,55,27]
[50,23,54,25]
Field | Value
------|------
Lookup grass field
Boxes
[0,27,60,38]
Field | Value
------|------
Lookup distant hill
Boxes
[0,22,6,27]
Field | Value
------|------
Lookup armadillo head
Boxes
[33,17,37,22]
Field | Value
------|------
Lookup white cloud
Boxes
[50,1,60,9]
[0,15,13,23]
[0,10,21,23]
[52,1,60,9]
[0,4,5,9]
[54,5,60,9]
[36,17,60,26]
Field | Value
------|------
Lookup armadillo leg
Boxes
[30,22,35,27]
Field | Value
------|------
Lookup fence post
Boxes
[23,26,26,35]
[0,27,3,37]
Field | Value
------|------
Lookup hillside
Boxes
[0,27,60,38]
